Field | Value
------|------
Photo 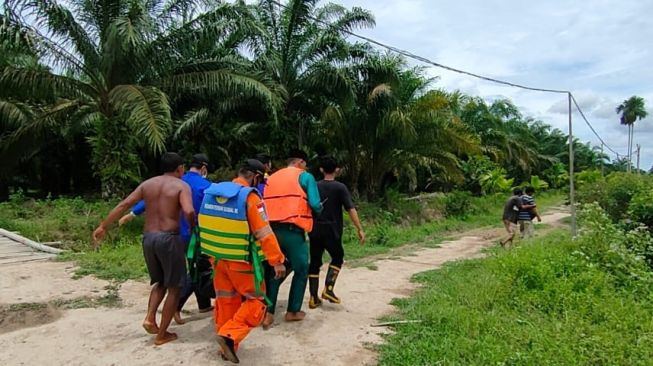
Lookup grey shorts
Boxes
[142,232,186,288]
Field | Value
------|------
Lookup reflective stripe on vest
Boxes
[197,182,265,263]
[263,167,313,232]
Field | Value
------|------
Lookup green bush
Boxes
[577,172,653,223]
[443,191,474,218]
[629,189,653,230]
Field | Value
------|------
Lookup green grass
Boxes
[58,239,147,281]
[377,230,653,365]
[0,191,563,281]
[342,191,563,261]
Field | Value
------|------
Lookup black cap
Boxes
[255,153,271,164]
[190,153,210,169]
[288,148,308,161]
[242,159,266,175]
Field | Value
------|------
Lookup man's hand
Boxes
[118,213,134,226]
[357,229,366,245]
[537,216,542,222]
[273,263,286,279]
[92,225,106,248]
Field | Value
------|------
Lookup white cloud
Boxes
[336,0,653,168]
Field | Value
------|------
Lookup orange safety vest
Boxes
[264,167,313,232]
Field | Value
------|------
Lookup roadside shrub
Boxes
[443,191,473,218]
[577,203,653,287]
[629,189,653,231]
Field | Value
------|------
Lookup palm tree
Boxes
[616,96,648,173]
[2,0,278,197]
[322,54,480,197]
[253,0,375,149]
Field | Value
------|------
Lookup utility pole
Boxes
[601,142,605,176]
[568,93,576,236]
[636,144,641,175]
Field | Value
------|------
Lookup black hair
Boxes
[320,156,338,174]
[287,148,308,162]
[513,187,523,196]
[161,152,184,173]
[525,186,535,194]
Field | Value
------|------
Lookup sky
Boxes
[335,0,653,170]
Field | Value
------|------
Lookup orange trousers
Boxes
[213,260,267,349]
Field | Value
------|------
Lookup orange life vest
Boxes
[263,167,313,232]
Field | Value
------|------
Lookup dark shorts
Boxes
[142,232,186,288]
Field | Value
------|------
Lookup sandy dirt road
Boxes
[0,210,568,366]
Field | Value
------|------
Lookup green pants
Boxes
[265,224,309,314]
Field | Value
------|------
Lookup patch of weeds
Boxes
[8,302,47,312]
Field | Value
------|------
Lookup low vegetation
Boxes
[0,190,563,280]
[378,198,653,365]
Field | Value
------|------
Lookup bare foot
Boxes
[154,332,178,346]
[173,312,186,325]
[142,321,159,334]
[261,312,274,330]
[199,306,214,313]
[284,311,306,322]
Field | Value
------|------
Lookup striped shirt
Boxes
[518,195,535,221]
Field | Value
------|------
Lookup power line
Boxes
[269,0,624,158]
[570,95,627,157]
[269,0,569,95]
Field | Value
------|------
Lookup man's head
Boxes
[189,153,210,178]
[239,158,266,187]
[161,152,184,178]
[319,155,339,176]
[525,186,535,195]
[287,148,308,169]
[513,187,523,196]
[255,153,272,173]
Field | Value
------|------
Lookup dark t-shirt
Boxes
[502,195,524,223]
[311,180,355,239]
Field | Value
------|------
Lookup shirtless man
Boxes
[93,152,194,346]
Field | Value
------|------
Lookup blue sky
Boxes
[336,0,653,170]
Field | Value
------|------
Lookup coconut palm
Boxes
[2,0,278,196]
[616,96,648,172]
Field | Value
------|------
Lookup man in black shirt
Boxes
[308,156,365,309]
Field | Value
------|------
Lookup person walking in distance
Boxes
[262,149,323,327]
[93,152,194,346]
[198,159,286,363]
[500,188,535,247]
[518,186,542,239]
[308,156,365,309]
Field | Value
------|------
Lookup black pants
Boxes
[308,231,344,275]
[178,254,213,311]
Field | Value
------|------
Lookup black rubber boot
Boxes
[321,265,341,304]
[308,274,322,309]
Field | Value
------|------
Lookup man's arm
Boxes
[347,208,366,244]
[246,193,286,278]
[93,185,144,243]
[179,184,195,230]
[341,185,365,244]
[299,172,323,214]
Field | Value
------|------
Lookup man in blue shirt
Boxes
[119,154,214,323]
